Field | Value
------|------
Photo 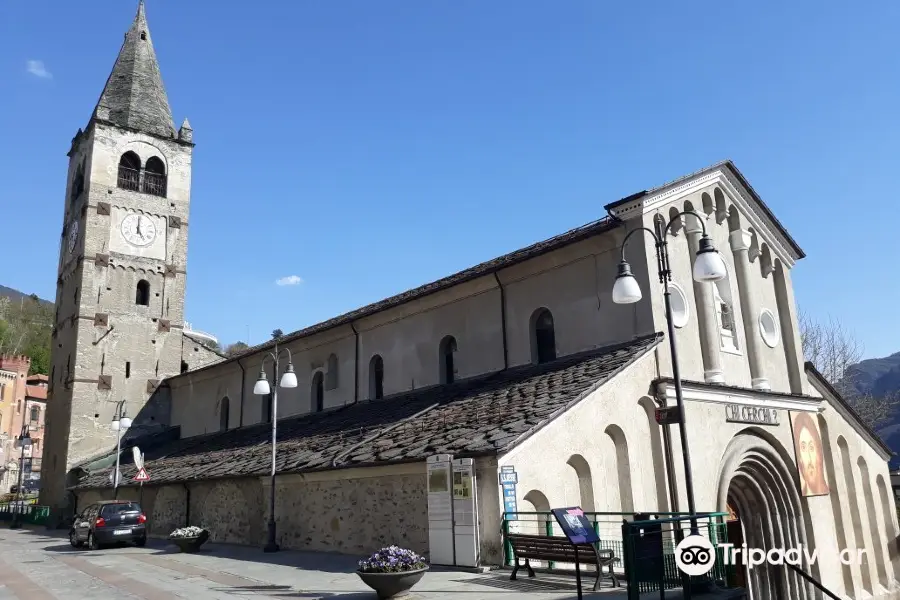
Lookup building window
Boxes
[117,151,141,191]
[325,354,339,390]
[369,355,384,400]
[263,393,273,423]
[143,156,167,197]
[439,336,457,384]
[312,372,324,412]
[713,271,740,353]
[759,309,780,348]
[668,283,690,328]
[181,361,189,374]
[30,406,40,423]
[530,308,557,364]
[220,396,230,431]
[70,163,85,206]
[125,362,131,379]
[136,280,150,306]
[17,400,21,413]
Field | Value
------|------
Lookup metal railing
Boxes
[118,166,141,192]
[116,166,167,198]
[0,503,50,525]
[621,513,731,599]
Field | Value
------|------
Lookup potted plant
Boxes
[356,545,429,599]
[168,526,210,553]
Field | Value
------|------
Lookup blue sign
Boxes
[551,507,600,545]
[500,466,518,514]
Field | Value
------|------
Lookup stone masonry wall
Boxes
[273,470,428,556]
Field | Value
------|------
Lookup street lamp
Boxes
[10,423,32,529]
[612,211,727,535]
[111,401,132,498]
[252,343,297,553]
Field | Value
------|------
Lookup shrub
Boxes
[169,526,207,539]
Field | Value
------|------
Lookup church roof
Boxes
[93,1,176,139]
[72,333,662,490]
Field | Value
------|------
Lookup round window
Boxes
[759,309,780,348]
[668,283,690,328]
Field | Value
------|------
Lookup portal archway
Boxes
[716,429,816,600]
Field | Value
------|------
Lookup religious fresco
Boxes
[790,411,830,497]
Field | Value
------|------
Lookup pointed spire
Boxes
[93,0,176,138]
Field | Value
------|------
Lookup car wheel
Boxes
[135,537,146,548]
[88,532,100,551]
[69,530,82,548]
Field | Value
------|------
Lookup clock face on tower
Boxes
[67,221,79,255]
[120,214,157,247]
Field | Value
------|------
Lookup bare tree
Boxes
[800,309,899,429]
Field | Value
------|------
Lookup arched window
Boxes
[530,308,556,364]
[30,406,40,423]
[117,151,141,191]
[713,268,739,352]
[439,336,457,384]
[70,163,85,205]
[369,355,384,400]
[312,371,324,412]
[143,156,167,197]
[219,397,230,431]
[135,280,150,306]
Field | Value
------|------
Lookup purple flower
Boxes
[358,546,427,573]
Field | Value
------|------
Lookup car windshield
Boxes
[100,503,141,516]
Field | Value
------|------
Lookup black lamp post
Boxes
[612,211,728,535]
[10,423,32,530]
[252,343,297,553]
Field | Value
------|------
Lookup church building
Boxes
[44,3,897,600]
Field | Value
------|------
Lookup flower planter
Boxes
[168,529,209,553]
[356,566,429,599]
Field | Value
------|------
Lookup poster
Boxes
[551,507,599,545]
[790,411,830,497]
[453,468,473,499]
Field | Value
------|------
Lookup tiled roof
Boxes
[25,386,46,401]
[73,334,662,490]
[169,216,620,380]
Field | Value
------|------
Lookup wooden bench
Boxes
[506,532,619,590]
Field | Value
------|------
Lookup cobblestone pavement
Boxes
[0,527,630,600]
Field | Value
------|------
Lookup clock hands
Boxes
[136,217,142,237]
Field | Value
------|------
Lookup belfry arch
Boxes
[716,429,817,600]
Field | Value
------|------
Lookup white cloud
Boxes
[275,275,303,286]
[26,60,52,79]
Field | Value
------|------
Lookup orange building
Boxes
[0,356,46,493]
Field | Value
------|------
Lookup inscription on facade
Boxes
[725,403,779,426]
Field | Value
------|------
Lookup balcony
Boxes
[142,171,167,197]
[117,165,141,192]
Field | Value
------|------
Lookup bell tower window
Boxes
[143,156,167,197]
[117,152,141,191]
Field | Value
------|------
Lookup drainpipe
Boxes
[350,323,360,404]
[237,357,246,427]
[493,273,509,370]
[182,483,191,527]
[654,382,680,515]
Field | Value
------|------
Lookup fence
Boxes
[501,511,731,597]
[0,503,51,526]
[621,513,732,599]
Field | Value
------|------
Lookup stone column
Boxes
[684,213,724,384]
[773,262,805,394]
[729,229,769,391]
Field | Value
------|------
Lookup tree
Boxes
[271,329,284,340]
[225,341,250,357]
[799,310,899,429]
[0,294,53,375]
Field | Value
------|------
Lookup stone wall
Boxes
[272,465,429,556]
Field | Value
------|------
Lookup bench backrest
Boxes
[507,533,612,563]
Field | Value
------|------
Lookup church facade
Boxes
[48,3,896,600]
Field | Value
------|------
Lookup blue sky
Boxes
[1,1,898,358]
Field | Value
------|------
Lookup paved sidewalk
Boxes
[0,527,630,599]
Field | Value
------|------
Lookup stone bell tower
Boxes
[41,0,195,514]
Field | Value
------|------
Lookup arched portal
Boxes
[717,430,817,600]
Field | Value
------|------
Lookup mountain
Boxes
[847,353,900,469]
[0,285,53,309]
